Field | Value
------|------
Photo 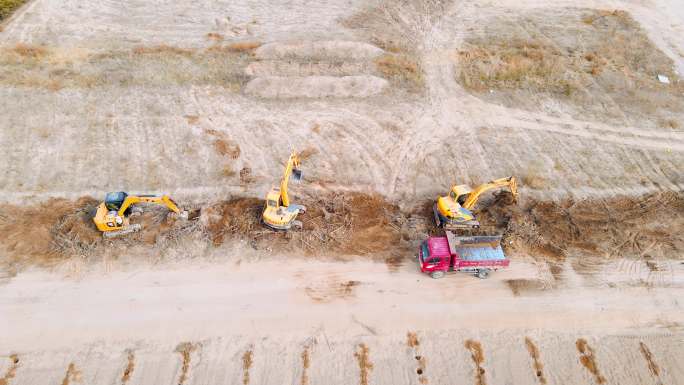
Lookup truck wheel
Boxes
[476,269,490,279]
[430,271,445,279]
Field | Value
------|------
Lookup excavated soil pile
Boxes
[2,190,681,272]
[202,192,404,257]
[477,191,684,261]
[0,198,200,270]
[0,197,100,268]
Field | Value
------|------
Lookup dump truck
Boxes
[417,231,509,279]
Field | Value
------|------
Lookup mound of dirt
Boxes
[0,197,100,268]
[2,190,681,272]
[202,192,404,257]
[244,75,388,98]
[254,41,384,61]
[0,197,201,271]
[477,191,684,262]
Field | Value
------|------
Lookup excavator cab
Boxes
[292,167,303,182]
[104,191,128,211]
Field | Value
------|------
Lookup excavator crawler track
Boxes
[102,224,142,239]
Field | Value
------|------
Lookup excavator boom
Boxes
[279,153,302,208]
[117,195,182,216]
[462,177,518,209]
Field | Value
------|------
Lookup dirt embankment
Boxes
[201,192,403,257]
[0,197,201,272]
[1,190,682,274]
[478,191,684,263]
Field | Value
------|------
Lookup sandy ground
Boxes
[0,0,682,206]
[1,0,684,384]
[1,253,683,385]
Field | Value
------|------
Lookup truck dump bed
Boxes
[446,232,507,262]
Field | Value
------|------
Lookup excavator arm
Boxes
[279,152,302,208]
[461,177,518,210]
[117,195,182,216]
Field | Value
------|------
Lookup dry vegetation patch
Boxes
[0,44,253,90]
[374,53,424,92]
[456,8,684,125]
[0,0,26,21]
[341,0,451,94]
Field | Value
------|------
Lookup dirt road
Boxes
[1,254,683,385]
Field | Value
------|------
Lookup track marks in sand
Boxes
[639,342,662,382]
[524,337,547,384]
[175,342,198,385]
[354,344,373,385]
[242,349,253,385]
[0,354,20,385]
[60,363,81,385]
[120,350,135,385]
[464,340,486,385]
[575,339,606,384]
[407,332,428,384]
[300,346,311,385]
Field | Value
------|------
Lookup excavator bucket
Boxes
[293,168,303,182]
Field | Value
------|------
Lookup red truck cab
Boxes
[418,232,509,279]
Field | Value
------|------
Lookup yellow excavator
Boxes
[262,151,306,230]
[93,192,188,238]
[434,177,518,230]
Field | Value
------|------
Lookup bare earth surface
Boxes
[1,0,684,384]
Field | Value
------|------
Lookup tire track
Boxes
[505,118,684,152]
[354,343,373,385]
[524,337,547,385]
[464,339,486,385]
[575,338,606,384]
[0,354,19,385]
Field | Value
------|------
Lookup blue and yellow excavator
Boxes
[434,177,518,230]
[262,151,306,230]
[93,192,188,238]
